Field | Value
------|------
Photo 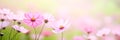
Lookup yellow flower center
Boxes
[59,26,64,30]
[31,17,36,22]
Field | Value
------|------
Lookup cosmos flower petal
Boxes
[0,21,10,29]
[52,19,70,33]
[12,25,29,34]
[25,13,33,18]
[24,19,31,23]
[24,13,43,27]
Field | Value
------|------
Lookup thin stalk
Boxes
[37,23,45,40]
[33,28,37,40]
[61,32,63,40]
[1,36,2,40]
[8,21,16,40]
[0,22,3,40]
[10,32,18,40]
[11,24,21,40]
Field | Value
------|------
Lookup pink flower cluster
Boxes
[0,8,70,40]
[1,8,120,40]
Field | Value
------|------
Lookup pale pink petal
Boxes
[24,19,31,24]
[24,13,33,18]
[73,36,84,40]
[32,22,38,27]
[33,13,41,19]
[20,26,29,34]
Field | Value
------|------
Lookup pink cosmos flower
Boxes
[0,8,13,15]
[8,11,25,21]
[111,25,120,35]
[41,30,53,37]
[43,13,55,28]
[0,21,10,29]
[96,28,111,37]
[51,19,70,33]
[12,25,29,34]
[78,16,101,34]
[0,8,14,20]
[102,36,115,40]
[24,13,44,27]
[43,13,55,23]
[73,36,84,40]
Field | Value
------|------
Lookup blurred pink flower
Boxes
[43,13,55,23]
[41,30,53,37]
[0,8,13,15]
[24,13,44,27]
[52,19,70,33]
[84,26,95,34]
[102,36,115,40]
[0,21,10,29]
[73,36,84,40]
[12,25,30,34]
[8,11,25,21]
[96,28,111,37]
[77,16,102,34]
[43,13,55,28]
[115,34,120,40]
[87,35,97,40]
[83,35,97,40]
[0,8,14,20]
[111,25,120,35]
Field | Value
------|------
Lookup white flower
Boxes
[52,19,70,33]
[0,8,12,15]
[43,13,55,28]
[7,11,25,21]
[0,21,10,29]
[0,8,14,20]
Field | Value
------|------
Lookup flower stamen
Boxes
[59,26,64,30]
[31,17,36,22]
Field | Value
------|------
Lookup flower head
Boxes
[43,13,55,28]
[96,28,111,37]
[24,13,44,27]
[12,25,30,34]
[43,13,55,23]
[52,19,70,33]
[8,11,25,21]
[0,21,10,29]
[0,8,14,20]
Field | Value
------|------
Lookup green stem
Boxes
[1,36,2,40]
[10,31,18,40]
[33,28,37,40]
[8,21,15,40]
[37,23,45,40]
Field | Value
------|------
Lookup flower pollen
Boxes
[59,26,64,30]
[31,17,36,22]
